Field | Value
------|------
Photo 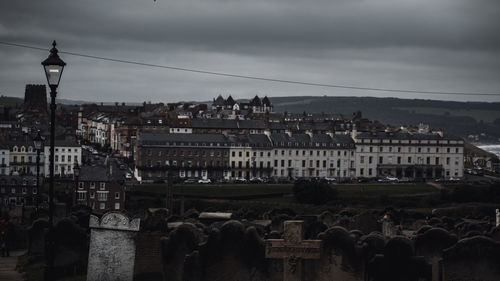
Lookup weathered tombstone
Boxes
[318,211,336,228]
[27,219,50,256]
[183,220,268,281]
[350,211,379,234]
[161,223,202,281]
[133,231,164,280]
[367,236,431,281]
[265,220,321,281]
[382,219,398,237]
[87,212,140,281]
[198,212,232,225]
[51,217,89,275]
[442,236,500,281]
[313,226,364,281]
[496,209,499,227]
[415,228,457,281]
[489,226,500,242]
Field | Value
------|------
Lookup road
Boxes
[0,250,24,281]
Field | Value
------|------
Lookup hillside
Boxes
[270,96,500,142]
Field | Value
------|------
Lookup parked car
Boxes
[249,177,264,183]
[198,178,212,184]
[377,176,399,182]
[183,178,197,184]
[324,177,337,183]
[234,178,248,183]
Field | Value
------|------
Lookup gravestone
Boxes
[183,220,267,281]
[350,211,379,234]
[27,219,50,256]
[442,236,500,281]
[415,228,457,281]
[382,219,398,237]
[496,209,499,227]
[161,223,202,281]
[314,226,364,281]
[265,220,321,281]
[51,217,88,276]
[133,231,164,280]
[489,226,500,242]
[87,212,140,281]
[367,236,431,281]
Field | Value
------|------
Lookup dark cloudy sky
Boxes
[1,0,499,103]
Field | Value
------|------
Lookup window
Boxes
[76,191,86,201]
[68,155,71,162]
[115,192,120,199]
[100,203,105,210]
[114,203,120,210]
[61,155,65,162]
[90,182,95,189]
[98,192,108,201]
[360,156,364,164]
[379,156,383,164]
[408,157,412,164]
[99,182,106,190]
[90,192,95,199]
[360,168,364,176]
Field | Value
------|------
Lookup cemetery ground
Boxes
[126,181,499,218]
[11,180,499,280]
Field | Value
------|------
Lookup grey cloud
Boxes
[0,0,499,103]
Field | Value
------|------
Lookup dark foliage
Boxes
[293,179,338,204]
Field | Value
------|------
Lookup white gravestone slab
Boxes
[87,212,140,281]
[496,209,499,227]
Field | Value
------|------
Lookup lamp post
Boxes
[41,40,66,281]
[33,131,45,216]
[73,162,80,208]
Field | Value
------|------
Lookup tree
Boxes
[293,179,338,204]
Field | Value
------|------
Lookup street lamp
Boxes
[33,131,45,215]
[41,40,66,281]
[73,162,81,207]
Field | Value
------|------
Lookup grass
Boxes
[131,183,293,198]
[130,182,436,200]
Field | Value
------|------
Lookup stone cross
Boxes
[265,220,321,281]
[496,209,499,227]
[87,212,140,281]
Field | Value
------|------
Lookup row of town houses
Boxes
[0,137,82,178]
[134,130,464,182]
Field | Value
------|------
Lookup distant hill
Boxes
[2,94,498,142]
[0,96,23,107]
[269,96,500,142]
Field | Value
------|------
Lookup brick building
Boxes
[74,162,126,213]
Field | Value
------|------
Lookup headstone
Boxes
[382,219,398,237]
[367,236,431,281]
[183,220,268,281]
[314,226,364,281]
[161,223,202,281]
[350,211,379,234]
[51,218,88,270]
[133,231,163,280]
[87,212,140,281]
[489,226,500,242]
[198,212,232,224]
[318,211,336,228]
[27,219,50,256]
[496,209,499,227]
[265,220,321,281]
[442,236,500,281]
[415,228,457,281]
